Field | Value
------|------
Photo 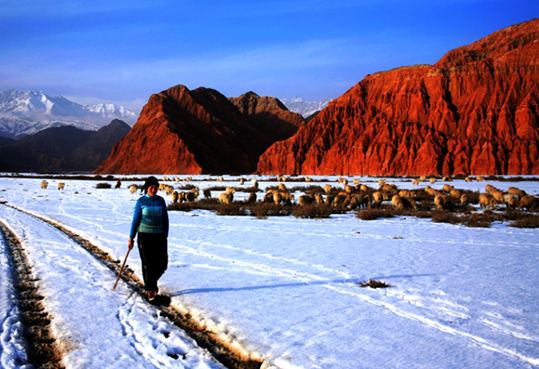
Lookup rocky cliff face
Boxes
[229,92,305,142]
[257,19,539,176]
[94,86,304,175]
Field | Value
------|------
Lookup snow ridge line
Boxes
[0,218,64,369]
[2,202,263,369]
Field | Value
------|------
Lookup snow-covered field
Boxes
[0,175,538,369]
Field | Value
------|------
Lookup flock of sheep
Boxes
[36,175,537,213]
[117,175,538,213]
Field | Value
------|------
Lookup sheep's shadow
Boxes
[169,278,359,297]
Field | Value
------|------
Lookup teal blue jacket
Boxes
[129,194,169,239]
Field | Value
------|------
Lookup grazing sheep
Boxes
[115,180,121,189]
[349,194,370,210]
[129,185,137,194]
[186,192,197,202]
[244,192,256,204]
[479,193,498,210]
[504,194,519,209]
[344,184,354,194]
[359,184,370,192]
[299,195,314,206]
[489,189,504,203]
[460,193,469,207]
[413,178,420,186]
[332,194,350,208]
[485,184,497,194]
[323,184,332,194]
[507,187,526,198]
[203,189,212,199]
[58,182,65,191]
[325,195,335,206]
[280,192,295,205]
[519,195,538,211]
[165,185,174,196]
[372,191,383,207]
[392,195,416,210]
[476,176,485,182]
[305,177,312,182]
[352,179,360,185]
[378,179,386,186]
[41,180,48,189]
[434,194,445,210]
[464,177,472,182]
[442,176,453,182]
[171,191,179,203]
[424,186,438,197]
[399,190,415,198]
[450,189,462,200]
[430,177,436,184]
[443,184,454,193]
[219,192,233,204]
[419,176,426,182]
[314,193,324,205]
[252,179,259,189]
[278,183,287,192]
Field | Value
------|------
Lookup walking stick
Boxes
[113,247,131,291]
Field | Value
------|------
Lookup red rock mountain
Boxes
[257,19,539,176]
[93,86,304,174]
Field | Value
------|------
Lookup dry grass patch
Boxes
[359,279,392,288]
[291,204,334,219]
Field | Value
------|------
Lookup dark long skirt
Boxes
[137,232,168,292]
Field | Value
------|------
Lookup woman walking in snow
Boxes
[128,176,169,301]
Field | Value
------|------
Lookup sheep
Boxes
[240,178,245,185]
[323,184,332,194]
[189,187,200,200]
[419,176,426,182]
[460,193,470,208]
[464,177,472,182]
[305,177,312,182]
[58,182,65,191]
[280,192,295,205]
[503,194,519,209]
[325,195,335,205]
[476,176,485,182]
[434,194,446,210]
[344,185,354,194]
[165,185,174,196]
[443,184,454,193]
[399,190,415,198]
[314,193,324,205]
[203,189,212,198]
[392,195,416,210]
[450,189,462,200]
[489,189,504,203]
[115,180,121,189]
[186,192,197,202]
[332,194,350,208]
[171,191,179,203]
[349,194,371,210]
[479,193,497,210]
[378,179,386,186]
[430,177,436,184]
[352,179,360,185]
[507,187,527,198]
[41,180,48,189]
[519,195,538,211]
[278,183,287,192]
[129,185,137,194]
[424,186,438,197]
[252,179,259,189]
[219,192,233,204]
[245,192,257,204]
[413,178,420,186]
[372,191,383,207]
[298,195,314,206]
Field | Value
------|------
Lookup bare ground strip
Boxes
[1,203,262,369]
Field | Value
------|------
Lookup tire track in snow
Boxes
[0,203,262,369]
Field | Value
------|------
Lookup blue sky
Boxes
[0,1,537,111]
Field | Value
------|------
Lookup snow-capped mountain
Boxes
[280,96,332,118]
[0,89,138,139]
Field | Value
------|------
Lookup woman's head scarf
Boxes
[142,176,159,194]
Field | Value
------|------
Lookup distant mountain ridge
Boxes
[0,89,138,139]
[0,119,131,173]
[280,96,332,118]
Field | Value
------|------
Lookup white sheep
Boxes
[41,180,48,189]
[58,182,65,191]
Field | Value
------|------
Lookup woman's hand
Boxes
[128,237,134,250]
